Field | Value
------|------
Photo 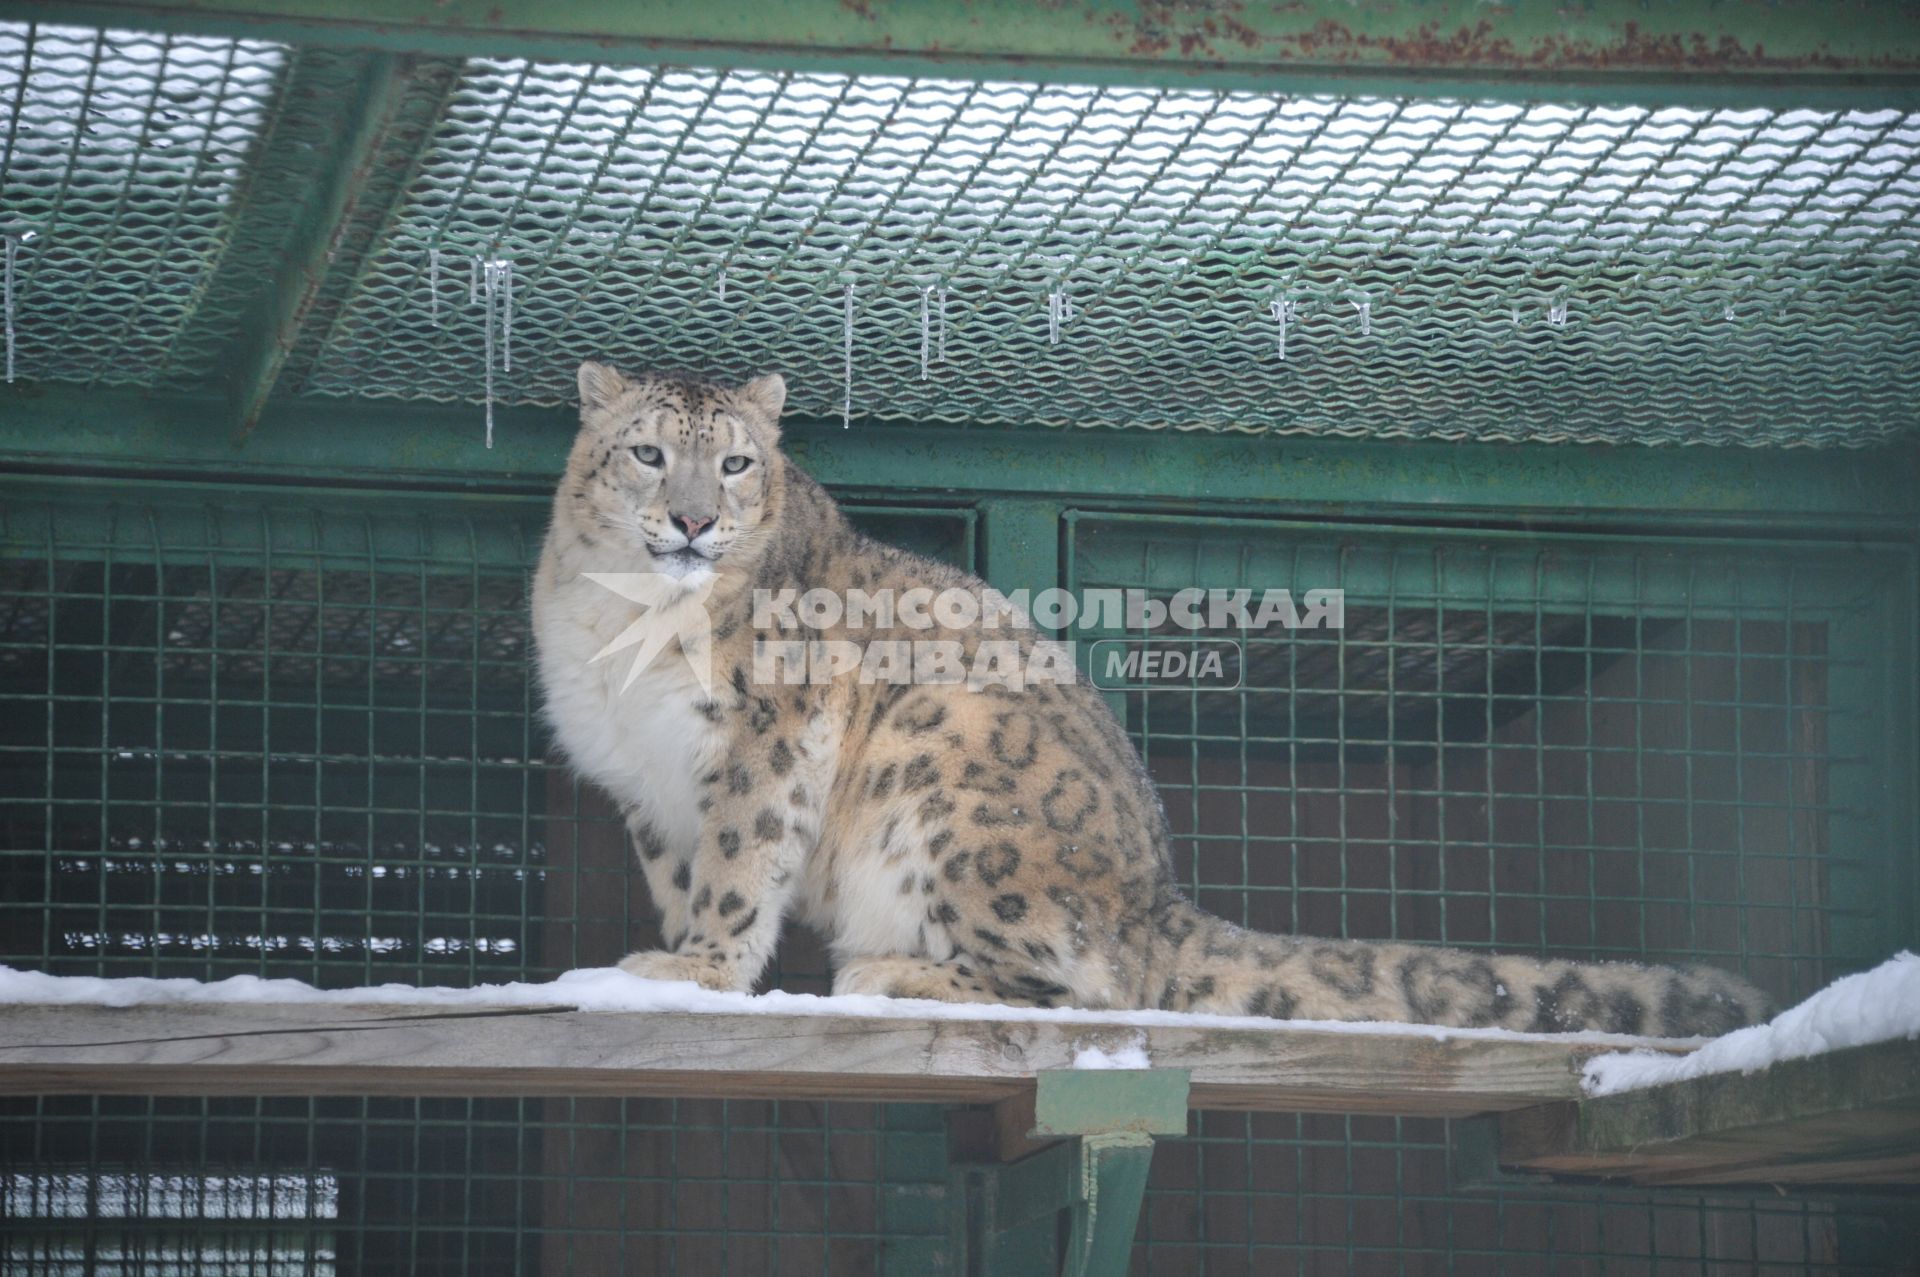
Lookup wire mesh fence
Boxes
[2,481,1913,1272]
[1070,512,1916,1274]
[1070,514,1910,1005]
[1,1095,916,1276]
[1137,1109,1914,1276]
[0,484,965,1275]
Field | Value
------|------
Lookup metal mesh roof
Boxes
[2,26,1918,446]
[290,61,1920,446]
[0,23,284,386]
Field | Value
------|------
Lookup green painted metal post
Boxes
[219,51,446,439]
[880,1103,962,1276]
[1067,1135,1157,1277]
[979,497,1064,604]
[950,1069,1189,1276]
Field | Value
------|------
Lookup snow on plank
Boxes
[0,966,1687,1116]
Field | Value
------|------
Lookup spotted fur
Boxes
[533,364,1771,1038]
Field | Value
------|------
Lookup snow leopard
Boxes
[531,362,1770,1037]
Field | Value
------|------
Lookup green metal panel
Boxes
[8,0,1920,106]
[162,47,465,397]
[1030,1069,1191,1139]
[946,1072,1189,1275]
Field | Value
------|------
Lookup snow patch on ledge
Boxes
[0,963,1676,1050]
[1583,952,1920,1097]
[1071,1034,1151,1070]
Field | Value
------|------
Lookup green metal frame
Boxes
[219,50,461,438]
[2,388,1916,534]
[7,0,1920,107]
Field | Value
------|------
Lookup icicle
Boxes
[3,235,16,384]
[472,256,515,446]
[1047,277,1076,345]
[1351,296,1371,338]
[842,283,854,429]
[920,286,933,380]
[429,249,441,324]
[717,266,727,303]
[937,287,948,362]
[1723,302,1736,322]
[1547,297,1569,327]
[497,258,513,373]
[1511,305,1522,326]
[1270,297,1295,360]
[478,255,496,449]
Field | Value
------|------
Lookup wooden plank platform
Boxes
[1500,1037,1920,1186]
[0,1002,1679,1118]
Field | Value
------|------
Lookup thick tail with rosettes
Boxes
[1152,903,1770,1037]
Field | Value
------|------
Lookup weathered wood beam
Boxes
[1500,1036,1920,1186]
[0,1001,1677,1116]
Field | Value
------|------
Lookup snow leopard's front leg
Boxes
[625,810,697,951]
[618,709,834,992]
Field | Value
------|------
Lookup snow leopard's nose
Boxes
[674,512,714,541]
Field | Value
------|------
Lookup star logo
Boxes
[580,572,717,697]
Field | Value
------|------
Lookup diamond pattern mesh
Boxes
[290,61,1920,446]
[0,24,284,386]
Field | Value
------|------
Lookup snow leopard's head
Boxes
[565,362,787,585]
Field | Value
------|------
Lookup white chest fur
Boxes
[533,569,724,854]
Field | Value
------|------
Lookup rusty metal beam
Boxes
[5,0,1919,106]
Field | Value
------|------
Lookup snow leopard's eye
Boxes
[631,445,663,468]
[722,455,752,475]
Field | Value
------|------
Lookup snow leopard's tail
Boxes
[1149,899,1770,1037]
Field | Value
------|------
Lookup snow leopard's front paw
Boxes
[617,950,742,992]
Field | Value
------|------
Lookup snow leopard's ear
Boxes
[735,373,786,435]
[577,360,627,415]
